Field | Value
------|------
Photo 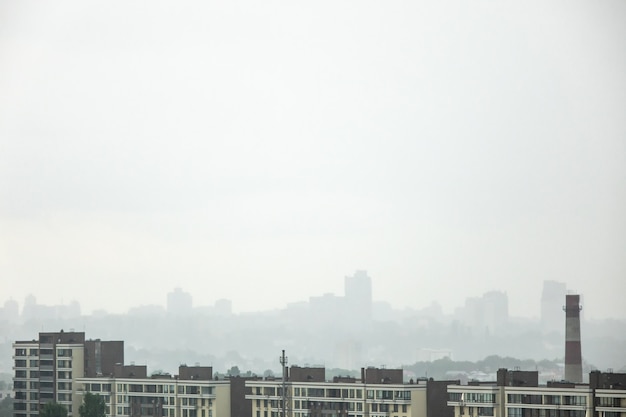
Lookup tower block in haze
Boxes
[344,270,373,323]
[563,294,583,383]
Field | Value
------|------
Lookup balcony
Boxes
[39,385,54,393]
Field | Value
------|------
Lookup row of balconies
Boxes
[247,395,410,405]
[596,406,626,413]
[447,401,498,407]
[505,404,589,410]
[112,391,217,399]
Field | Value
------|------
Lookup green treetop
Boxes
[79,393,106,417]
[40,402,68,417]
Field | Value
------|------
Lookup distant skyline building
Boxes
[15,295,82,322]
[214,298,233,316]
[1,298,19,322]
[166,287,193,316]
[333,339,363,370]
[456,291,508,335]
[541,280,567,334]
[344,270,373,322]
[481,291,508,334]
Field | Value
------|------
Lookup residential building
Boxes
[447,369,626,417]
[12,331,123,417]
[245,366,428,417]
[590,371,626,417]
[76,365,234,417]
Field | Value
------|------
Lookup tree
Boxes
[227,366,241,377]
[79,392,106,417]
[0,397,14,417]
[41,402,68,417]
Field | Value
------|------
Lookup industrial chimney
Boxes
[563,294,583,383]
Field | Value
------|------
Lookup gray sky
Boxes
[1,0,625,319]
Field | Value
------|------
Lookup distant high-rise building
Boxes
[482,291,508,333]
[333,339,363,370]
[1,298,19,322]
[166,287,193,316]
[344,270,373,321]
[214,298,233,316]
[456,291,508,335]
[541,280,567,334]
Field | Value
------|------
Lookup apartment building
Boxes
[590,371,626,417]
[245,366,428,417]
[447,369,626,417]
[12,331,124,417]
[75,365,233,417]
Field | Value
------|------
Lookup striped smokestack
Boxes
[563,294,583,383]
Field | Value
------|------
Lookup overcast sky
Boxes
[1,0,625,319]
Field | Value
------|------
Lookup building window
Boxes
[508,408,522,417]
[507,394,522,404]
[477,407,493,416]
[57,349,72,357]
[564,396,586,406]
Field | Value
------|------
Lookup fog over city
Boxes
[1,0,625,322]
[1,277,626,379]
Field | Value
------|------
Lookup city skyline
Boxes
[0,277,614,321]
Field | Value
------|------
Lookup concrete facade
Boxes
[447,369,626,417]
[13,331,123,417]
[245,367,428,417]
[76,365,232,417]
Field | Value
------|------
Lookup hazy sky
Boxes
[1,1,625,319]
